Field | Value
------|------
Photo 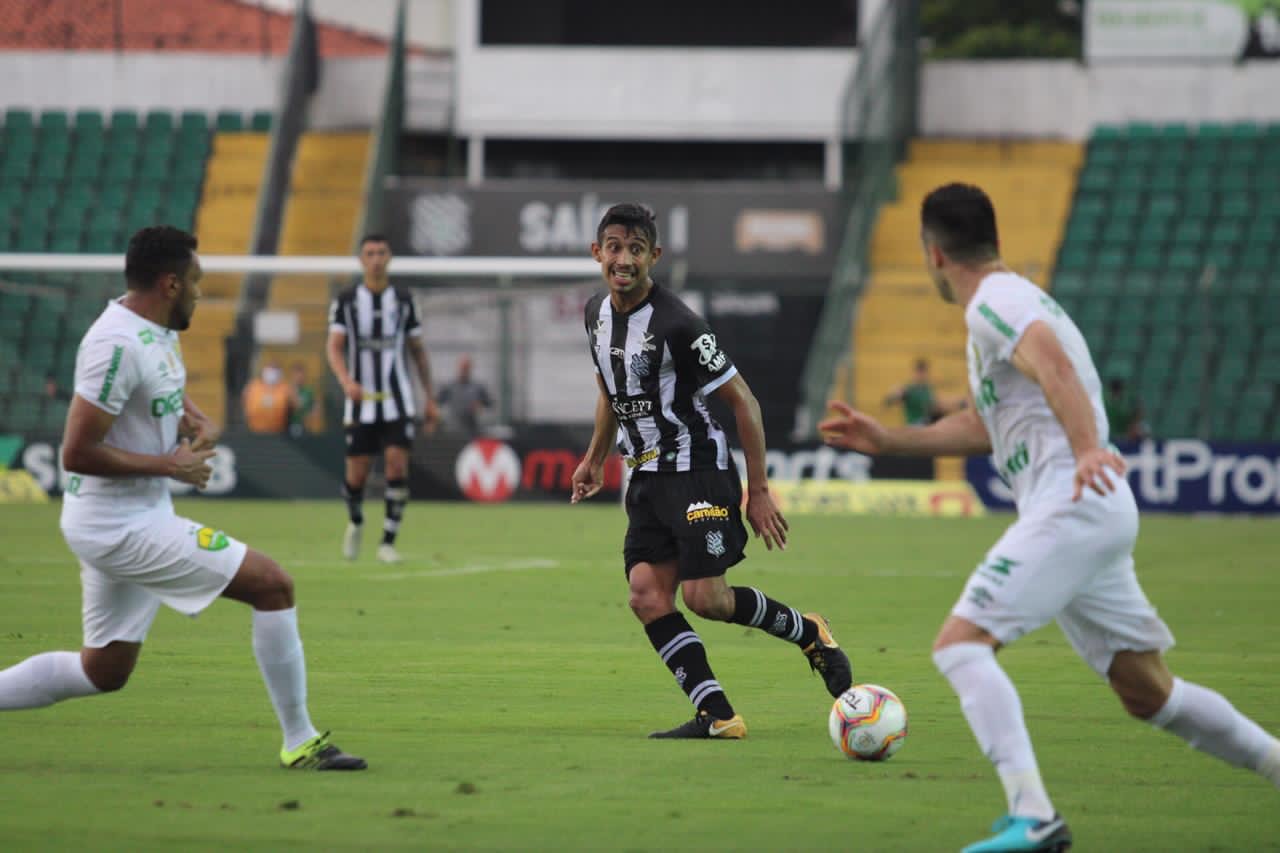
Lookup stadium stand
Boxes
[259,131,373,431]
[1053,122,1280,441]
[0,108,260,434]
[835,140,1081,476]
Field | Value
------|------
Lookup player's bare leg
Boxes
[223,549,366,769]
[342,455,372,560]
[681,575,852,697]
[630,561,744,739]
[376,445,410,563]
[1110,650,1280,787]
[933,616,1071,852]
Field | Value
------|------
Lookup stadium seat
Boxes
[215,111,244,132]
[250,111,273,132]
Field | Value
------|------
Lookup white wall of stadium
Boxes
[921,60,1280,138]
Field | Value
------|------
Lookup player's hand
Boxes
[570,459,604,504]
[818,400,888,455]
[423,398,440,435]
[171,438,215,489]
[179,411,221,453]
[1073,446,1126,502]
[746,487,788,551]
[343,380,364,402]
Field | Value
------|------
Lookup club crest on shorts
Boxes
[705,529,726,557]
[195,526,229,551]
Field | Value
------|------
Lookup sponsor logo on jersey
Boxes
[137,329,155,345]
[998,442,1029,482]
[625,447,660,469]
[611,397,654,421]
[98,345,124,403]
[690,333,728,372]
[150,389,184,417]
[686,500,730,523]
[196,527,230,551]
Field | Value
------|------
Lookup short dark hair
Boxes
[921,183,999,263]
[596,203,658,247]
[125,226,197,290]
[360,233,390,249]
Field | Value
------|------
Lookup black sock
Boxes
[341,481,364,525]
[644,612,734,719]
[729,586,819,648]
[382,478,408,546]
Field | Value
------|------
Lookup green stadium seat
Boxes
[179,111,209,135]
[1056,245,1091,272]
[144,111,174,135]
[1096,247,1130,271]
[38,111,68,133]
[1052,271,1087,300]
[73,109,103,133]
[1147,170,1183,194]
[250,111,273,132]
[1239,247,1273,271]
[84,228,120,254]
[109,110,139,133]
[1073,196,1107,219]
[1171,221,1206,246]
[49,232,82,253]
[1077,170,1113,193]
[1137,218,1171,245]
[102,156,137,184]
[1145,194,1180,218]
[215,111,244,132]
[1109,196,1142,218]
[1114,170,1146,195]
[4,108,34,131]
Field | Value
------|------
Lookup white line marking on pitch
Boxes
[370,558,561,581]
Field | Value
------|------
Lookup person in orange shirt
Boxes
[242,360,297,434]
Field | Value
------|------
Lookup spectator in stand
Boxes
[885,359,945,425]
[436,355,492,436]
[1104,375,1148,441]
[287,362,316,438]
[242,360,295,435]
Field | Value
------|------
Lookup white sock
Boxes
[934,642,1056,821]
[0,651,100,710]
[252,608,319,751]
[1149,677,1280,784]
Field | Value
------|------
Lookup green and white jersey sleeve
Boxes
[64,301,187,514]
[964,272,1109,513]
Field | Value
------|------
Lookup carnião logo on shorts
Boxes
[195,527,230,551]
[630,352,652,378]
[705,529,727,557]
[686,501,729,524]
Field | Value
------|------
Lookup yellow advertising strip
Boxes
[766,480,985,518]
[0,470,50,504]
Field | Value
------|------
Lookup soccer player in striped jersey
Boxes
[571,203,852,739]
[326,234,439,564]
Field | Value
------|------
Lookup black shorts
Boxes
[345,419,415,457]
[623,468,749,580]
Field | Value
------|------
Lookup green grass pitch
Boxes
[1,500,1278,851]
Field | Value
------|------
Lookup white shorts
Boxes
[951,482,1175,677]
[61,509,248,648]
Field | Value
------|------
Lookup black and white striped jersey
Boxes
[328,282,423,424]
[585,284,738,473]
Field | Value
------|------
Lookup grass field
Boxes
[1,500,1278,851]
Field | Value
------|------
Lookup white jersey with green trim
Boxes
[61,300,186,518]
[965,272,1109,514]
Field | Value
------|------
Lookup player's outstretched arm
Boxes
[63,395,214,487]
[1010,321,1125,500]
[714,374,788,551]
[819,400,991,457]
[571,375,618,504]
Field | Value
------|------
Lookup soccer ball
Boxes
[828,683,908,761]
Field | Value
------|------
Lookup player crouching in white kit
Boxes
[820,184,1279,852]
[0,226,365,771]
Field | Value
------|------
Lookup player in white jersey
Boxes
[0,226,366,771]
[820,185,1279,852]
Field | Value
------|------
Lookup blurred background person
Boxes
[242,359,295,435]
[436,354,492,436]
[287,361,316,438]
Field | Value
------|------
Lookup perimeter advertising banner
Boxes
[966,439,1280,514]
[383,181,842,279]
[1086,0,1280,62]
